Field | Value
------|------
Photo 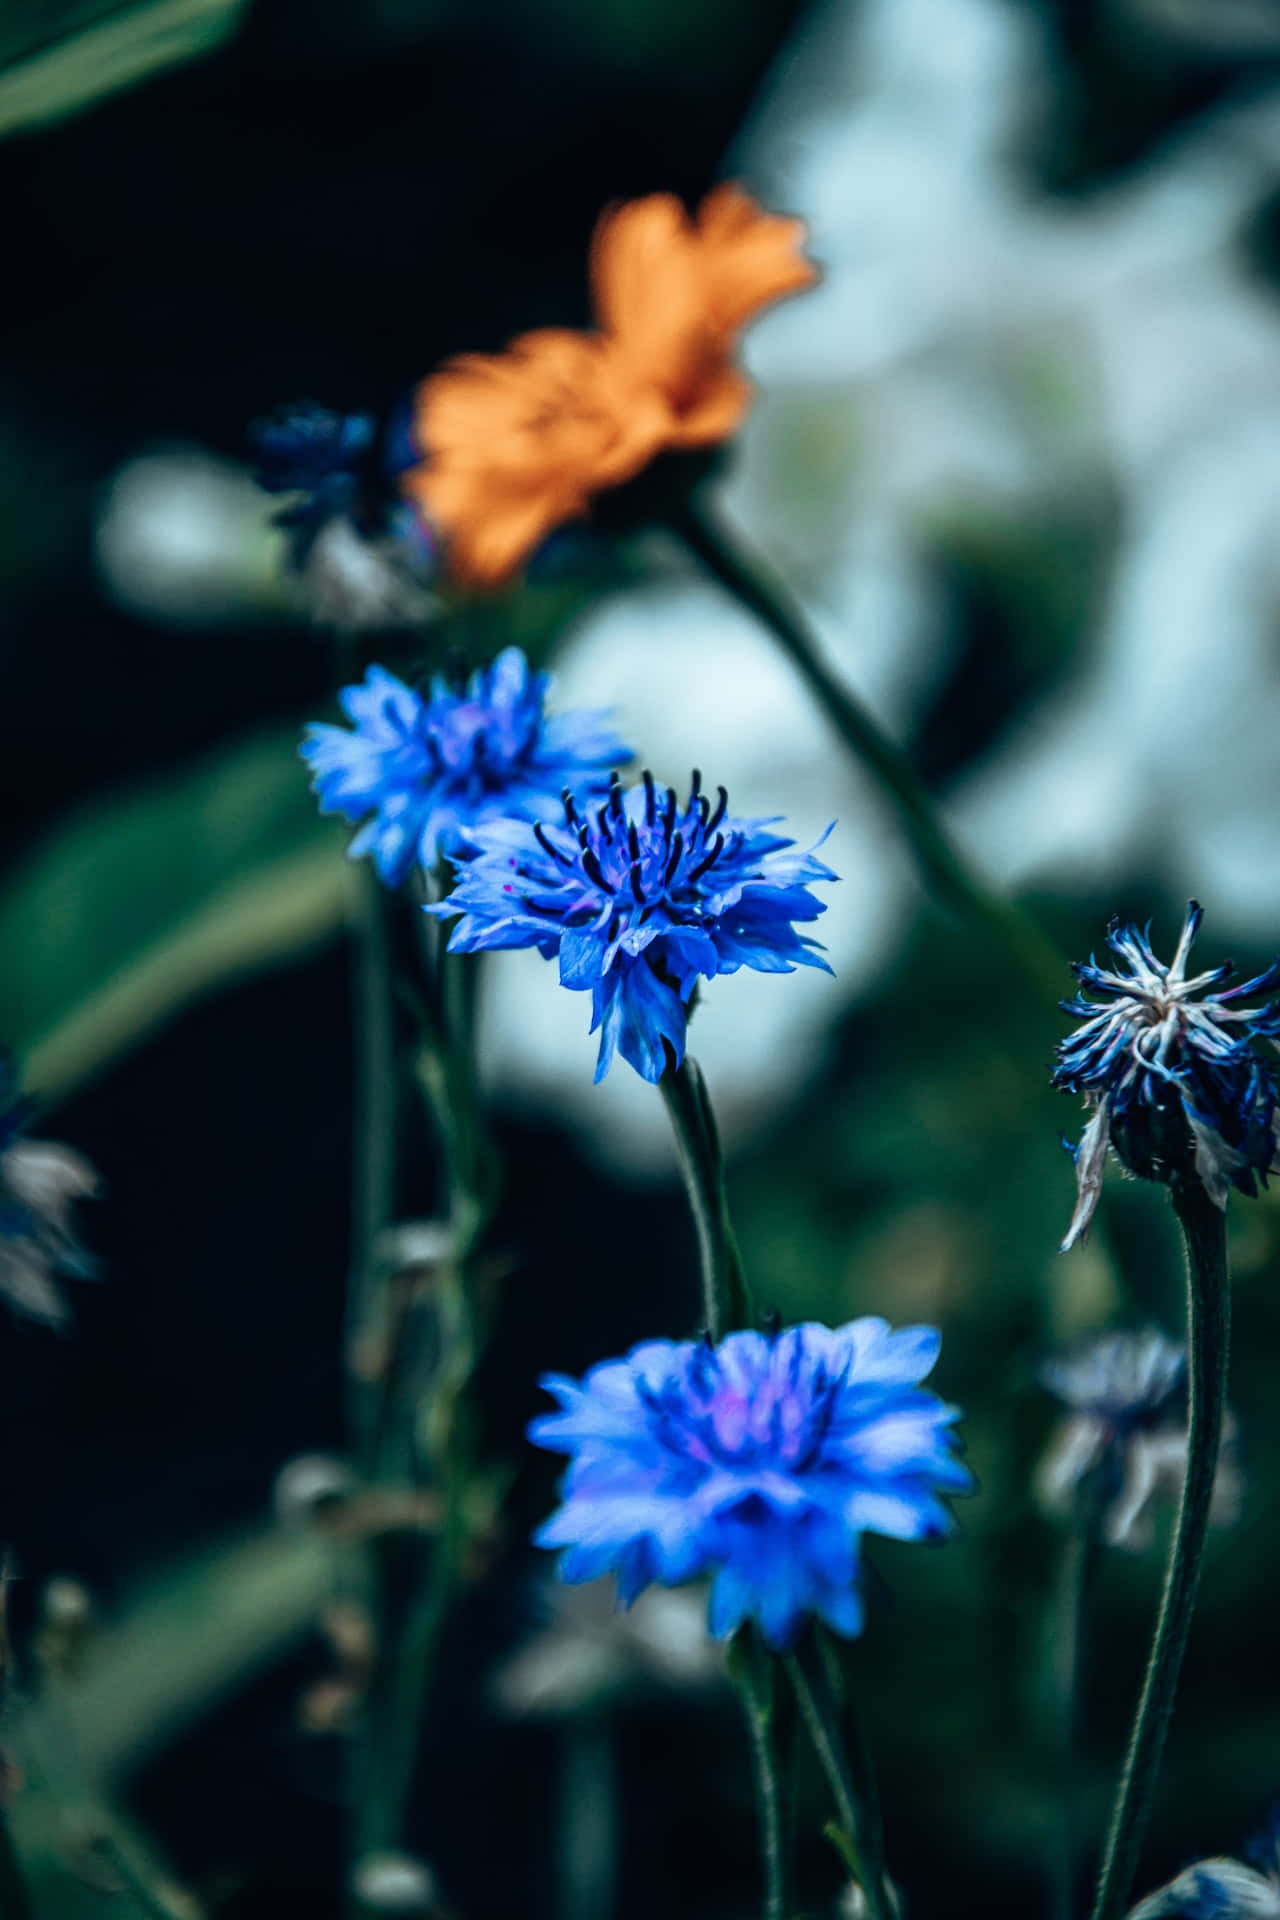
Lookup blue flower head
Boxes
[529,1319,973,1651]
[251,401,378,537]
[1052,903,1280,1249]
[301,647,631,887]
[432,771,836,1082]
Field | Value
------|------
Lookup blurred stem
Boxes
[345,863,399,1466]
[1088,1181,1231,1920]
[356,896,499,1874]
[727,1631,796,1920]
[0,1813,31,1920]
[557,1714,619,1920]
[1048,1514,1101,1920]
[658,1054,753,1339]
[785,1630,894,1920]
[668,491,1064,1004]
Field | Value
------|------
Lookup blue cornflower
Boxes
[529,1319,973,1651]
[1053,903,1280,1249]
[1128,1812,1280,1918]
[300,647,631,887]
[432,771,836,1082]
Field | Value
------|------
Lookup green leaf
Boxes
[0,725,349,1104]
[0,0,249,141]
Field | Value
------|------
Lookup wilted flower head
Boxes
[1053,903,1280,1250]
[492,1575,722,1719]
[1128,1812,1280,1918]
[432,770,835,1082]
[1037,1327,1242,1550]
[529,1318,972,1651]
[0,1057,101,1329]
[403,185,817,588]
[300,646,630,887]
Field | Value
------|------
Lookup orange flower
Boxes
[590,184,818,445]
[406,187,816,588]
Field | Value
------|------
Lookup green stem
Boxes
[1088,1180,1231,1920]
[670,492,1064,1003]
[1048,1517,1101,1920]
[658,1054,753,1339]
[344,864,399,1466]
[727,1632,796,1920]
[785,1631,894,1920]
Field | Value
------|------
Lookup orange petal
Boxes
[695,182,819,339]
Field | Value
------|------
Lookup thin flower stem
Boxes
[658,1054,753,1339]
[727,1630,797,1920]
[345,864,399,1464]
[785,1630,894,1920]
[1088,1180,1231,1920]
[669,492,1064,1004]
[1048,1516,1101,1920]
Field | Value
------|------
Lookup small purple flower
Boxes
[0,1055,101,1329]
[1053,903,1280,1249]
[529,1319,972,1650]
[301,647,631,887]
[432,771,836,1082]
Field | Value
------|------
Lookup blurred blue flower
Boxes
[529,1318,972,1650]
[301,647,630,887]
[433,771,835,1082]
[1128,1812,1280,1918]
[1,1053,101,1329]
[1053,903,1280,1249]
[251,401,378,540]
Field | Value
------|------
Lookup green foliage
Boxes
[0,725,347,1103]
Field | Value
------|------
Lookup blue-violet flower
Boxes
[529,1318,973,1650]
[301,647,631,887]
[1053,903,1280,1249]
[1127,1811,1280,1918]
[1036,1328,1241,1549]
[432,770,835,1082]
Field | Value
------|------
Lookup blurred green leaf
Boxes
[0,0,249,140]
[0,725,348,1103]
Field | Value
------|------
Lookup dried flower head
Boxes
[530,1318,972,1650]
[1037,1327,1242,1550]
[300,646,630,887]
[431,770,835,1082]
[403,186,817,587]
[1053,903,1280,1249]
[0,1057,101,1329]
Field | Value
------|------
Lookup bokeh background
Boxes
[6,0,1280,1914]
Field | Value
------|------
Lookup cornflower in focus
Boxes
[0,1056,101,1328]
[402,186,817,586]
[301,646,630,887]
[432,770,835,1081]
[1036,1328,1242,1550]
[529,1318,972,1650]
[1053,903,1280,1249]
[1127,1810,1280,1918]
